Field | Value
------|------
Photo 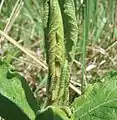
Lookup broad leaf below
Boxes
[71,71,117,120]
[0,60,38,120]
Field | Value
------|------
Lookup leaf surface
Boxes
[0,60,38,120]
[71,71,117,120]
[59,0,78,62]
[0,93,30,120]
[35,106,71,120]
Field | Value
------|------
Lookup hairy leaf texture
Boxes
[71,71,117,120]
[59,0,78,62]
[46,0,66,105]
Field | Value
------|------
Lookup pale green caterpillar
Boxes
[58,60,69,106]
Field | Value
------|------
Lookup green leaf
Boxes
[59,0,78,62]
[43,0,49,31]
[71,71,117,120]
[0,60,39,120]
[35,106,71,120]
[0,93,30,120]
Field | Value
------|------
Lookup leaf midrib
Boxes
[77,98,117,119]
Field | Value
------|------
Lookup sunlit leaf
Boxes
[0,60,39,119]
[71,71,117,120]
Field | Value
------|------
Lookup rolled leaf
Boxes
[59,0,78,62]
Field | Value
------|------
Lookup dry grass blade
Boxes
[0,0,24,47]
[0,0,5,13]
[0,30,48,70]
[69,83,81,95]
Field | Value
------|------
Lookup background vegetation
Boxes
[0,0,117,119]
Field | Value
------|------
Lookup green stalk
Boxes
[81,0,90,92]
